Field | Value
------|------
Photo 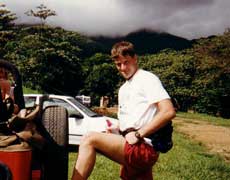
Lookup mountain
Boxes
[91,29,193,55]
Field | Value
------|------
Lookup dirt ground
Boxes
[106,107,230,162]
[174,117,230,162]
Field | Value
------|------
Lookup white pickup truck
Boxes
[24,94,118,145]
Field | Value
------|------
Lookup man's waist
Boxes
[119,128,153,147]
[119,127,137,137]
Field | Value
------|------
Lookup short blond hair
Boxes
[111,41,135,60]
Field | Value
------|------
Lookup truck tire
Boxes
[42,105,68,146]
[41,105,68,180]
[0,162,12,180]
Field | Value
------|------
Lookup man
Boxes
[72,41,176,180]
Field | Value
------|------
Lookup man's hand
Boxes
[106,124,119,134]
[125,131,139,145]
[106,119,119,134]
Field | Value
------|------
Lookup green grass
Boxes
[23,87,40,94]
[68,131,230,180]
[176,111,230,127]
[68,151,120,180]
[153,131,230,180]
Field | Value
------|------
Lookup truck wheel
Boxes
[0,162,12,180]
[41,105,68,180]
[42,105,68,146]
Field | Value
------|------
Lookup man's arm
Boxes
[139,98,176,138]
[125,99,176,144]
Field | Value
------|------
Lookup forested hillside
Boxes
[91,29,192,54]
[1,4,229,117]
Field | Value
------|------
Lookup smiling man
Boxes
[72,41,176,180]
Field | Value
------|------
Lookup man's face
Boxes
[114,55,138,80]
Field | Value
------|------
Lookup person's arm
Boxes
[138,98,176,137]
[125,99,176,144]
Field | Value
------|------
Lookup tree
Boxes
[81,53,120,106]
[191,29,230,117]
[0,3,17,30]
[0,3,17,57]
[83,63,119,106]
[4,26,84,95]
[25,4,56,25]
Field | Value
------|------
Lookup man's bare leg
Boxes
[72,137,96,180]
[72,132,126,180]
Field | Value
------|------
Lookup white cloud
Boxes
[1,0,230,39]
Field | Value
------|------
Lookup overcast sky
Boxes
[2,0,230,39]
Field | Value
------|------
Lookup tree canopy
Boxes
[25,4,56,25]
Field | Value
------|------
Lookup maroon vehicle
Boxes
[0,60,69,180]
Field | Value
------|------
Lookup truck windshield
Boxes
[68,98,102,117]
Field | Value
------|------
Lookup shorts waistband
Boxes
[119,128,137,137]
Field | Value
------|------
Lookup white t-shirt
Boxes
[118,69,170,131]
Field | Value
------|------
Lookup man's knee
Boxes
[80,131,98,147]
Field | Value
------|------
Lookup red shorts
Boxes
[120,141,159,180]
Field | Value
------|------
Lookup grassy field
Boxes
[68,112,230,180]
[177,112,230,127]
[23,87,40,94]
